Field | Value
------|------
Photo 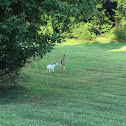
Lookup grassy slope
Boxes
[0,40,126,126]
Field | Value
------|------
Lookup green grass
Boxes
[0,40,126,126]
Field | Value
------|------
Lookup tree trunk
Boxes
[122,16,125,29]
[115,17,120,28]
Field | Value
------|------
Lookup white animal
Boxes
[46,63,58,72]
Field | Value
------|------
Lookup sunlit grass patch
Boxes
[109,46,126,52]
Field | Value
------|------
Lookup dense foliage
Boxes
[64,0,126,41]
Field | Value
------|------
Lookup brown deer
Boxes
[60,54,65,72]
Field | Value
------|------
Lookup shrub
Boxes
[114,28,126,42]
[66,22,96,40]
[107,27,126,42]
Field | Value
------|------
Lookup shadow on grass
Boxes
[0,85,62,105]
[74,41,126,51]
[0,73,62,105]
[0,86,30,104]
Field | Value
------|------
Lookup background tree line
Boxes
[0,0,126,86]
[63,0,126,41]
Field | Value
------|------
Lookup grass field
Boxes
[0,40,126,126]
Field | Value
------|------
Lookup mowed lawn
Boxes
[0,40,126,126]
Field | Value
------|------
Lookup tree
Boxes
[114,0,126,28]
[89,1,114,35]
[105,0,126,41]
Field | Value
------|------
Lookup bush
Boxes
[114,28,126,42]
[107,27,126,42]
[65,22,96,40]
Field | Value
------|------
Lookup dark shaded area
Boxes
[72,40,126,52]
[0,86,29,104]
[0,72,62,105]
[103,0,117,22]
[0,85,61,105]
